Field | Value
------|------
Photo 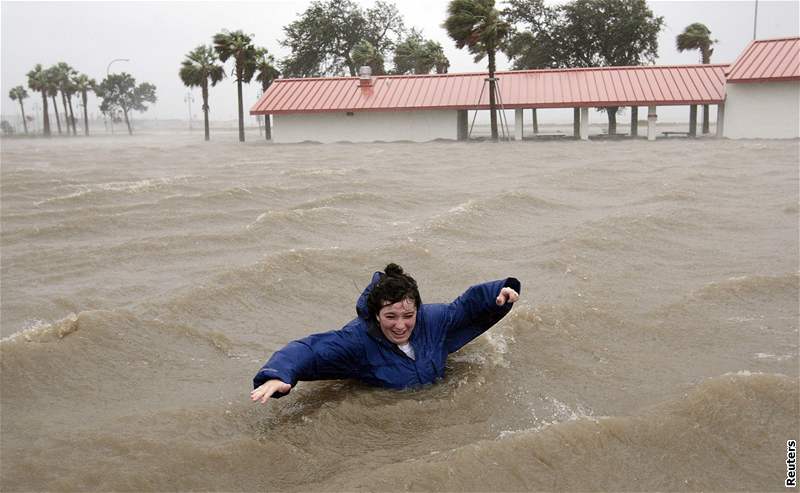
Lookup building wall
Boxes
[272,110,458,143]
[724,81,800,139]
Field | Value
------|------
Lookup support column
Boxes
[573,108,580,138]
[630,106,638,137]
[457,110,468,141]
[531,108,539,134]
[689,105,697,137]
[647,105,657,141]
[580,107,589,140]
[716,103,725,138]
[515,108,524,141]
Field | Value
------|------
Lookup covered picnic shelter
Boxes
[250,64,727,144]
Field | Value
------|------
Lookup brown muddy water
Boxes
[1,133,798,492]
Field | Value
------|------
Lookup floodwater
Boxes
[1,131,798,491]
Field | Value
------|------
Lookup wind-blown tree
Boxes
[95,72,157,135]
[254,48,280,141]
[281,0,405,77]
[45,66,63,135]
[213,30,257,142]
[677,23,716,134]
[502,0,562,70]
[72,73,95,136]
[393,30,450,74]
[8,86,29,134]
[444,0,510,141]
[55,62,78,135]
[26,64,50,136]
[351,40,386,75]
[558,0,663,134]
[180,44,226,142]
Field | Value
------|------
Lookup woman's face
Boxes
[376,298,417,344]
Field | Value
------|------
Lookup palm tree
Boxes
[444,0,509,141]
[677,23,716,134]
[45,66,63,135]
[254,48,280,141]
[180,45,226,141]
[213,29,257,142]
[26,64,50,136]
[9,86,30,134]
[351,40,386,75]
[72,73,95,136]
[55,62,78,135]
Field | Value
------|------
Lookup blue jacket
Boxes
[253,273,521,397]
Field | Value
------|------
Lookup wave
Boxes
[290,191,387,210]
[321,372,798,492]
[34,176,197,206]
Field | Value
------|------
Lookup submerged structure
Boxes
[723,37,800,139]
[250,37,799,143]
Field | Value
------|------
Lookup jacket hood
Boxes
[356,271,383,319]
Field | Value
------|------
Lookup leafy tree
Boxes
[72,73,96,136]
[393,30,450,74]
[444,0,509,141]
[557,0,663,134]
[213,29,257,142]
[502,0,562,70]
[95,72,157,135]
[1,120,15,136]
[254,48,280,141]
[26,64,50,136]
[8,86,29,134]
[180,44,226,141]
[677,23,716,134]
[45,66,63,135]
[281,0,404,77]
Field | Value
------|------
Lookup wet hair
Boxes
[367,263,422,318]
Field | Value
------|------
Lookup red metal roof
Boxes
[250,65,727,115]
[726,37,800,83]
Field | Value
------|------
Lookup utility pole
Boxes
[184,92,194,131]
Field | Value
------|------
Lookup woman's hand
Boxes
[496,287,520,306]
[250,379,292,404]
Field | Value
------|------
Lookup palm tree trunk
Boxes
[41,92,51,136]
[123,108,132,135]
[202,81,210,142]
[81,90,89,136]
[61,92,70,135]
[487,49,498,141]
[18,101,29,134]
[51,95,62,134]
[67,94,77,135]
[237,78,245,142]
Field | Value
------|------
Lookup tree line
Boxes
[8,63,156,137]
[186,0,716,143]
[180,0,451,143]
[8,0,716,141]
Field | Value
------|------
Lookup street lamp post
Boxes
[106,58,130,134]
[753,0,759,40]
[184,92,195,131]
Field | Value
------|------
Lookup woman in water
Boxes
[251,263,520,404]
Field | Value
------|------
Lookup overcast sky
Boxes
[1,0,798,122]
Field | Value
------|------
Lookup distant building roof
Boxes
[250,64,727,115]
[727,37,800,83]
